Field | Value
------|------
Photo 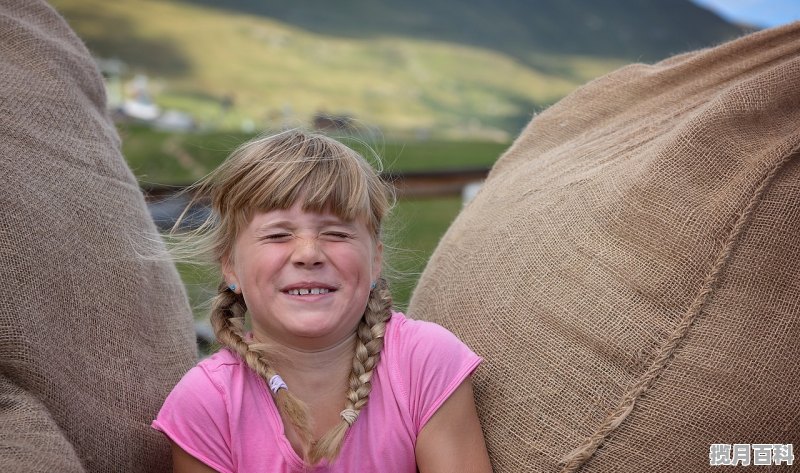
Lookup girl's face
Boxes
[223,200,382,349]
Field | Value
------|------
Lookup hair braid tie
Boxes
[340,408,359,426]
[268,374,288,394]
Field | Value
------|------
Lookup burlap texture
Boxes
[0,1,197,471]
[409,23,800,472]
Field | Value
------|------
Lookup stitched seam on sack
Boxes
[558,140,800,472]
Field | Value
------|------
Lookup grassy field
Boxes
[122,124,511,185]
[386,196,465,310]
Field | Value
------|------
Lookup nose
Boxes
[290,236,324,268]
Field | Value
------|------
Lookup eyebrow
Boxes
[253,218,356,233]
[254,220,292,232]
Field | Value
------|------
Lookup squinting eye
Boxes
[323,232,352,240]
[263,233,291,241]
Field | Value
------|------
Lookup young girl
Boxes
[152,130,492,472]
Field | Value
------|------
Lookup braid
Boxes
[310,277,393,463]
[211,278,392,466]
[209,281,315,462]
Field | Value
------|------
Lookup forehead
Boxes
[245,204,367,232]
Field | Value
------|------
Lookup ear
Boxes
[372,241,383,281]
[221,254,240,293]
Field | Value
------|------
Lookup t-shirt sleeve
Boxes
[151,364,235,473]
[390,314,482,434]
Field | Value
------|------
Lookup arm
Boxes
[171,441,219,473]
[153,363,235,473]
[415,378,492,473]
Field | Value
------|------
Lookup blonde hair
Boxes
[179,129,394,465]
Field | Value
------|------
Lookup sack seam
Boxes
[559,141,800,472]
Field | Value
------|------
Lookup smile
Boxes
[286,288,332,296]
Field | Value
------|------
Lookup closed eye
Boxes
[262,233,292,241]
[322,231,353,240]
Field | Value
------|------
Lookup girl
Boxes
[152,130,492,472]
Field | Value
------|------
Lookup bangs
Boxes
[213,131,384,238]
[251,154,372,224]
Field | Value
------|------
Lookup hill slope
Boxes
[49,0,750,136]
[180,0,749,64]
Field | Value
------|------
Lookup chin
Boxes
[284,317,359,341]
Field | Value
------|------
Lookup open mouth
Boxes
[285,288,332,296]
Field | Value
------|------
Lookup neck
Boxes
[251,329,357,391]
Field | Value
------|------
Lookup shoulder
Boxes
[200,347,245,371]
[151,349,245,473]
[383,312,482,433]
[152,348,253,436]
[155,349,242,418]
[173,349,244,394]
[386,310,453,341]
[386,311,474,356]
[197,348,247,378]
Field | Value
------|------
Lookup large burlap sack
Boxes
[409,23,800,472]
[0,1,197,471]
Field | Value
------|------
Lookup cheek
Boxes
[235,256,272,291]
[354,249,378,279]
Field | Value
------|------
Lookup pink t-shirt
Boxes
[152,312,481,472]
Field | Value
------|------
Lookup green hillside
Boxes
[180,0,749,64]
[49,0,749,137]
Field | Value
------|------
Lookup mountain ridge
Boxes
[177,0,752,64]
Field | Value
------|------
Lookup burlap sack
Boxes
[0,2,197,471]
[409,23,800,472]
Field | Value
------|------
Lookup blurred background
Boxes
[48,0,799,323]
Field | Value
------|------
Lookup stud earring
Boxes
[228,283,237,292]
[370,281,377,290]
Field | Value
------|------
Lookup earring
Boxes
[370,281,377,290]
[228,283,237,292]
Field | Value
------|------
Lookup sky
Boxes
[691,0,800,28]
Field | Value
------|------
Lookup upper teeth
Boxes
[288,288,330,296]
